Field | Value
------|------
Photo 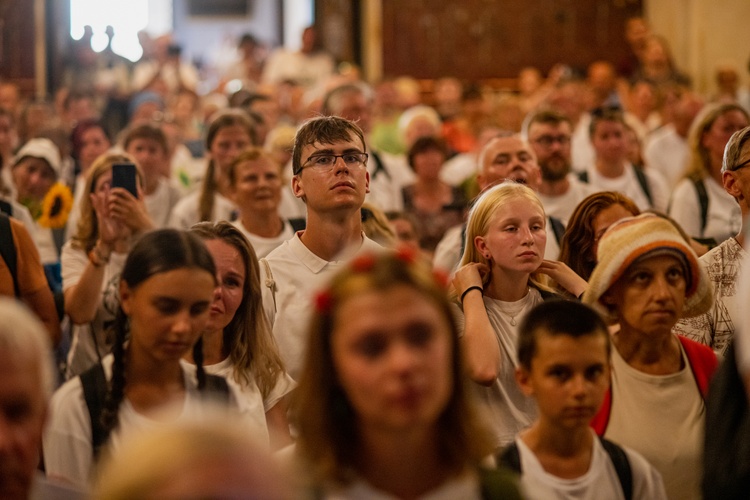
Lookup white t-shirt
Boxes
[323,472,482,500]
[143,177,182,228]
[231,219,295,259]
[261,233,383,379]
[604,339,705,500]
[668,176,741,243]
[168,190,237,229]
[537,175,596,225]
[203,357,295,448]
[571,114,595,173]
[43,355,238,489]
[454,289,544,447]
[515,432,667,500]
[643,124,689,189]
[62,241,128,377]
[583,163,669,212]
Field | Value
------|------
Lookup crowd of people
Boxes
[2,15,750,500]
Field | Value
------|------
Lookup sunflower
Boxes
[38,183,74,229]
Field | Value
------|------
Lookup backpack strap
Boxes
[369,150,391,181]
[496,442,522,473]
[0,213,20,297]
[692,178,709,236]
[548,216,566,246]
[0,199,12,216]
[600,437,633,500]
[260,257,277,314]
[80,363,109,459]
[678,335,718,399]
[477,466,524,500]
[633,167,654,207]
[578,170,589,183]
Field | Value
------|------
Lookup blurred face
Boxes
[204,239,246,335]
[702,110,749,170]
[11,157,56,202]
[412,149,445,182]
[592,203,635,255]
[121,268,215,365]
[292,135,370,211]
[389,217,420,251]
[79,127,111,172]
[604,254,687,336]
[591,120,627,165]
[0,115,14,155]
[517,332,609,430]
[210,125,253,176]
[404,118,439,149]
[479,137,541,191]
[332,284,453,433]
[0,349,46,500]
[331,92,371,133]
[476,197,546,276]
[232,157,282,214]
[528,122,572,182]
[126,137,168,182]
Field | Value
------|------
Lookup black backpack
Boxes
[497,437,633,500]
[79,362,231,458]
[579,168,653,207]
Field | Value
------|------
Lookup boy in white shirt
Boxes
[499,300,667,500]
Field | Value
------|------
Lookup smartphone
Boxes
[111,163,138,198]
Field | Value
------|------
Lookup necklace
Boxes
[498,288,532,326]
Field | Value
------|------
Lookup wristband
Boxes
[460,285,483,303]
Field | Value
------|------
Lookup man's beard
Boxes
[540,156,570,182]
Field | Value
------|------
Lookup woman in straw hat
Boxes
[583,213,717,500]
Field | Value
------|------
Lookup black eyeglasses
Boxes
[301,153,368,171]
[731,158,750,171]
[532,135,571,147]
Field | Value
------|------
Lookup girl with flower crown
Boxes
[453,181,560,449]
[294,248,521,499]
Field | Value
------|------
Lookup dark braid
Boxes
[100,308,128,433]
[193,338,206,390]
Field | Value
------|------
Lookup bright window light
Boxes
[70,0,151,62]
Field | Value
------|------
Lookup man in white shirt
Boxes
[261,116,382,378]
[525,110,594,224]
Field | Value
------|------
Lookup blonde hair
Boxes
[361,202,396,247]
[190,221,286,399]
[72,152,141,253]
[685,102,749,181]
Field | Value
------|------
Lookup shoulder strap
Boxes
[0,199,12,216]
[80,363,109,459]
[0,214,20,297]
[600,437,633,500]
[548,216,566,246]
[288,217,306,232]
[633,167,653,206]
[478,466,524,500]
[260,258,277,314]
[369,150,391,181]
[578,170,589,183]
[496,442,522,473]
[678,335,718,399]
[692,178,709,236]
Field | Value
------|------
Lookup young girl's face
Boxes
[210,125,253,176]
[476,197,546,275]
[331,284,454,434]
[121,267,215,364]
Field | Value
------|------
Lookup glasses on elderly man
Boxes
[301,152,368,172]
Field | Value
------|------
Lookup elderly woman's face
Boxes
[331,284,453,434]
[605,254,686,336]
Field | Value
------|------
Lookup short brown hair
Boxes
[292,116,366,175]
[122,123,168,154]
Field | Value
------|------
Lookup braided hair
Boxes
[100,229,217,435]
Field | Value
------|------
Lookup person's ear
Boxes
[291,174,305,200]
[515,366,534,397]
[474,235,492,261]
[723,170,743,200]
[364,170,370,194]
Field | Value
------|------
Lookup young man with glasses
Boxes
[260,116,382,379]
[526,110,594,224]
[674,125,750,358]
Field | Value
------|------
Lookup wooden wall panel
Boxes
[381,0,642,81]
[0,0,36,94]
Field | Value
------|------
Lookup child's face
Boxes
[516,331,610,430]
